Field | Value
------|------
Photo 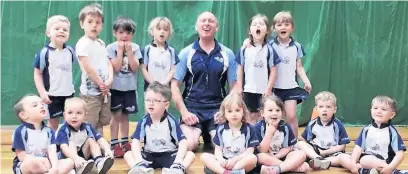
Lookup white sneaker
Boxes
[76,160,94,174]
[96,156,114,174]
[162,168,184,174]
[128,167,154,174]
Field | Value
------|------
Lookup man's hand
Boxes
[181,111,199,126]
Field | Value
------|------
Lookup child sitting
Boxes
[56,97,114,174]
[125,82,195,174]
[200,93,258,174]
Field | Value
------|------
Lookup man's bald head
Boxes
[195,11,219,40]
[196,11,218,26]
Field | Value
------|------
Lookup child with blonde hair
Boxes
[200,93,258,174]
[141,17,178,89]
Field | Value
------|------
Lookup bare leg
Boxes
[284,100,299,138]
[200,153,225,174]
[120,113,129,139]
[48,117,60,131]
[181,151,196,169]
[180,125,202,151]
[124,151,136,168]
[232,153,257,172]
[110,111,121,141]
[57,158,75,174]
[296,141,321,159]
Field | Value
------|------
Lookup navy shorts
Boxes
[243,92,262,113]
[141,151,177,169]
[180,109,218,131]
[273,87,309,104]
[305,141,344,161]
[48,94,74,118]
[110,89,138,114]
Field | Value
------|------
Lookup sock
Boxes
[110,139,119,146]
[94,156,103,165]
[121,137,129,145]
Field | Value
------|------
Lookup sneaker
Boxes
[122,142,132,152]
[260,165,278,174]
[128,167,154,174]
[358,168,379,174]
[76,160,94,174]
[111,144,125,158]
[96,156,114,174]
[162,168,184,174]
[226,169,245,174]
[394,170,408,174]
[309,157,331,170]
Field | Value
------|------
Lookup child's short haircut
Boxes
[146,81,172,101]
[259,95,285,115]
[248,14,270,44]
[219,93,249,123]
[13,94,38,118]
[372,95,397,112]
[64,97,86,110]
[148,17,173,37]
[272,11,294,27]
[46,15,70,32]
[79,3,104,23]
[315,91,337,106]
[113,16,136,33]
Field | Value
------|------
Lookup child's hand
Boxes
[45,167,58,174]
[242,38,252,48]
[225,159,237,170]
[125,42,133,52]
[263,89,272,97]
[118,41,125,52]
[40,92,52,104]
[220,159,228,168]
[74,156,86,168]
[379,164,393,174]
[304,83,312,93]
[265,122,277,136]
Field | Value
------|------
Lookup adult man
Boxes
[171,11,237,151]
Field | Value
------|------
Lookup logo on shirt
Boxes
[120,57,131,74]
[253,60,264,68]
[152,138,166,146]
[282,56,290,64]
[153,61,166,69]
[214,57,224,63]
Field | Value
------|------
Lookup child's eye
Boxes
[76,112,83,114]
[227,110,232,113]
[276,109,281,112]
[63,28,68,32]
[268,109,273,112]
[68,111,73,114]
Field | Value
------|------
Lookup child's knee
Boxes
[247,153,258,163]
[200,153,213,161]
[124,151,133,160]
[58,159,75,173]
[186,151,196,159]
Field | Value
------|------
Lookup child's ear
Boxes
[333,106,338,114]
[45,30,51,37]
[390,111,396,119]
[19,112,28,121]
[79,21,84,29]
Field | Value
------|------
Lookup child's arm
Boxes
[174,139,188,164]
[15,150,34,162]
[265,66,277,95]
[258,123,276,153]
[97,138,113,157]
[350,145,363,164]
[126,42,140,73]
[105,61,114,87]
[47,144,58,171]
[164,64,176,85]
[131,139,144,163]
[78,56,104,86]
[229,147,255,163]
[33,69,51,104]
[296,59,312,92]
[214,145,225,162]
[273,147,291,159]
[320,144,346,157]
[141,64,153,84]
[236,64,244,95]
[109,42,124,72]
[382,151,404,173]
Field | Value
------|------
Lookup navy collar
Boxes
[223,122,247,133]
[316,115,336,126]
[145,111,169,125]
[151,40,169,50]
[273,36,295,46]
[22,121,46,130]
[65,122,87,131]
[193,38,222,54]
[371,119,391,129]
[45,43,67,50]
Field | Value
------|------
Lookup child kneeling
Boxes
[125,82,195,174]
[200,93,258,174]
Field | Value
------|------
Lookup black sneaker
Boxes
[309,157,331,170]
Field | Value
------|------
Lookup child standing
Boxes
[236,14,280,125]
[12,94,74,174]
[141,17,178,89]
[125,82,195,174]
[33,15,76,131]
[340,96,407,174]
[56,97,114,174]
[106,16,143,158]
[76,3,113,134]
[297,91,350,170]
[255,95,309,174]
[200,93,258,174]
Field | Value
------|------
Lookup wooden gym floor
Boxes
[1,123,407,174]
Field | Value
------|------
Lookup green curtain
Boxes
[1,1,408,126]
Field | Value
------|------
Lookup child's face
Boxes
[274,22,293,41]
[224,103,244,125]
[315,100,337,123]
[64,102,86,128]
[47,21,70,45]
[19,96,47,122]
[152,23,170,44]
[371,101,395,124]
[114,29,133,42]
[249,17,267,43]
[144,90,169,116]
[260,100,283,126]
[80,15,103,40]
